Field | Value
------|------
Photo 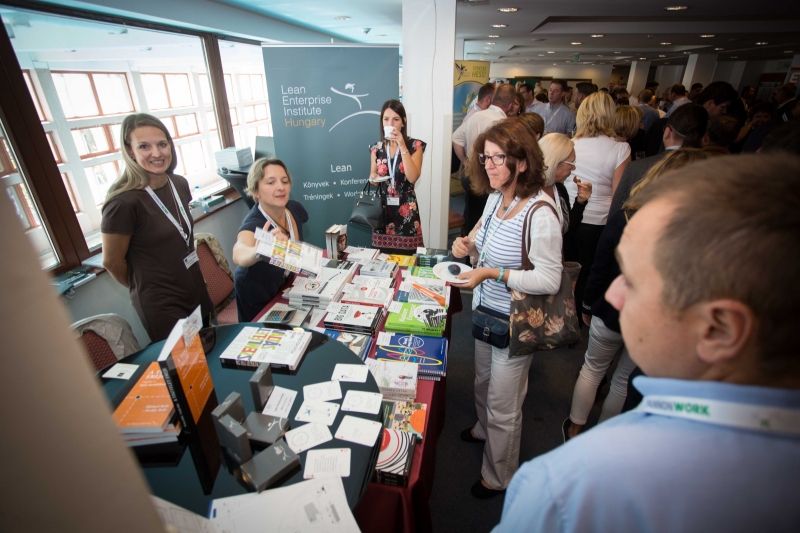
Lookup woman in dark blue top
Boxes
[232,158,308,322]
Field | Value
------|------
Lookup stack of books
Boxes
[407,266,437,279]
[214,147,253,169]
[385,254,416,267]
[112,362,182,447]
[341,284,394,309]
[287,268,350,308]
[323,330,373,361]
[350,275,395,288]
[373,332,448,381]
[381,400,428,442]
[374,428,416,487]
[414,248,452,267]
[360,259,398,278]
[321,259,358,276]
[396,277,451,307]
[324,224,348,261]
[365,359,418,402]
[342,246,379,263]
[324,303,384,336]
[384,302,447,337]
[219,327,312,371]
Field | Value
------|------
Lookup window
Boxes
[141,73,195,110]
[224,74,235,103]
[23,71,45,121]
[46,133,62,163]
[174,140,206,176]
[52,72,134,118]
[220,43,271,154]
[174,113,199,137]
[62,173,79,212]
[206,110,217,131]
[198,74,213,106]
[84,161,121,206]
[230,107,239,126]
[239,74,265,101]
[71,126,113,158]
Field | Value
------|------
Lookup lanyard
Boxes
[386,142,401,190]
[478,195,520,268]
[145,179,192,249]
[544,104,562,130]
[637,394,800,436]
[258,204,296,240]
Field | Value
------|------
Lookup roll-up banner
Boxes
[262,44,400,247]
[453,60,490,131]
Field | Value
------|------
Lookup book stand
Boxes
[217,414,252,464]
[238,438,301,492]
[249,364,274,411]
[242,412,289,446]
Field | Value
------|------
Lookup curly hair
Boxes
[466,118,546,198]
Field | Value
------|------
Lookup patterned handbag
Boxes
[509,201,582,356]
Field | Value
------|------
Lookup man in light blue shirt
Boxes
[493,154,800,533]
[636,89,660,132]
[529,79,576,134]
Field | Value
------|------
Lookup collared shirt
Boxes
[525,102,537,114]
[637,104,660,132]
[492,376,800,533]
[452,104,507,157]
[529,102,576,134]
[462,101,486,125]
[664,96,690,117]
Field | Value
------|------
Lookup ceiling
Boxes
[207,0,800,68]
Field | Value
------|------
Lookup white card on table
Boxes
[331,364,369,383]
[388,301,403,313]
[303,448,351,479]
[341,390,383,415]
[416,247,427,255]
[334,415,383,446]
[295,399,341,426]
[303,380,342,402]
[341,283,355,294]
[101,363,139,380]
[376,331,394,346]
[262,386,297,418]
[399,281,411,292]
[377,253,390,260]
[284,423,333,453]
[401,269,409,278]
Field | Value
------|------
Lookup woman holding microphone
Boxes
[368,100,427,254]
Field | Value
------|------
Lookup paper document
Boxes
[284,423,333,454]
[331,364,369,383]
[151,495,217,533]
[295,400,340,426]
[262,386,297,418]
[209,477,359,533]
[303,380,342,402]
[102,363,139,380]
[303,448,351,479]
[341,390,383,415]
[335,415,383,447]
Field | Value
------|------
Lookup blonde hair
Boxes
[246,158,293,199]
[105,113,177,202]
[538,133,574,187]
[623,148,708,212]
[614,105,641,141]
[574,91,617,139]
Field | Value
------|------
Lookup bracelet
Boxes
[401,150,408,155]
[496,267,505,283]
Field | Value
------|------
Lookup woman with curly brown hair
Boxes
[451,119,563,498]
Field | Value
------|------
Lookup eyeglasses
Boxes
[559,160,576,168]
[478,153,507,166]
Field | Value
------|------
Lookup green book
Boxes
[384,302,446,337]
[407,266,437,279]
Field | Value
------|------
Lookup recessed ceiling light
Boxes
[640,57,647,60]
[714,47,724,51]
[553,63,558,65]
[730,56,738,59]
[664,6,689,10]
[625,59,630,61]
[661,42,672,45]
[571,42,582,45]
[665,62,670,64]
[598,55,604,57]
[684,51,693,54]
[591,34,604,38]
[785,50,795,53]
[498,7,518,12]
[491,24,508,28]
[333,16,350,20]
[538,54,545,56]
[659,54,667,57]
[756,42,768,45]
[547,51,555,54]
[486,42,496,45]
[488,34,500,38]
[700,34,714,38]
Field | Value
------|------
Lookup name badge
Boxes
[183,250,199,269]
[387,197,400,206]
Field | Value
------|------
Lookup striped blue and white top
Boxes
[473,191,564,314]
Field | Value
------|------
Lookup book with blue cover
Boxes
[373,332,447,378]
[323,330,373,361]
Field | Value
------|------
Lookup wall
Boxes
[64,199,250,346]
[654,65,685,91]
[489,63,613,88]
[739,60,766,92]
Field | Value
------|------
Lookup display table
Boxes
[254,268,462,533]
[100,323,382,516]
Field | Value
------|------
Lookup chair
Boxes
[72,314,141,372]
[195,233,239,325]
[448,209,467,239]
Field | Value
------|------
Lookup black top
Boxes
[582,209,627,332]
[234,200,309,322]
[644,116,668,157]
[554,181,586,261]
[627,129,648,159]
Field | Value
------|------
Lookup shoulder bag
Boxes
[509,201,582,356]
[349,181,386,231]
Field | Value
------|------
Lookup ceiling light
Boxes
[497,7,519,12]
[547,51,555,54]
[538,54,545,57]
[756,42,768,45]
[664,6,689,10]
[491,24,508,28]
[665,62,670,64]
[488,35,500,38]
[625,59,630,61]
[591,34,604,38]
[661,42,672,45]
[640,57,647,60]
[700,34,714,38]
[714,47,724,51]
[553,63,558,65]
[659,54,666,57]
[684,51,692,54]
[785,50,795,53]
[333,16,350,20]
[486,42,496,45]
[571,42,582,45]
[731,56,738,59]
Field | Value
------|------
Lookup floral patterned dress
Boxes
[369,138,427,251]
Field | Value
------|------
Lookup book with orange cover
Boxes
[112,362,175,433]
[158,306,215,427]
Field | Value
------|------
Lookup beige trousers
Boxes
[472,339,533,490]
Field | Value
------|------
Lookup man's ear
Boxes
[694,300,755,365]
[701,132,710,147]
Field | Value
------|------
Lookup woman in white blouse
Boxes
[562,92,630,314]
[452,119,563,499]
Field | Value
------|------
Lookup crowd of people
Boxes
[98,74,799,530]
